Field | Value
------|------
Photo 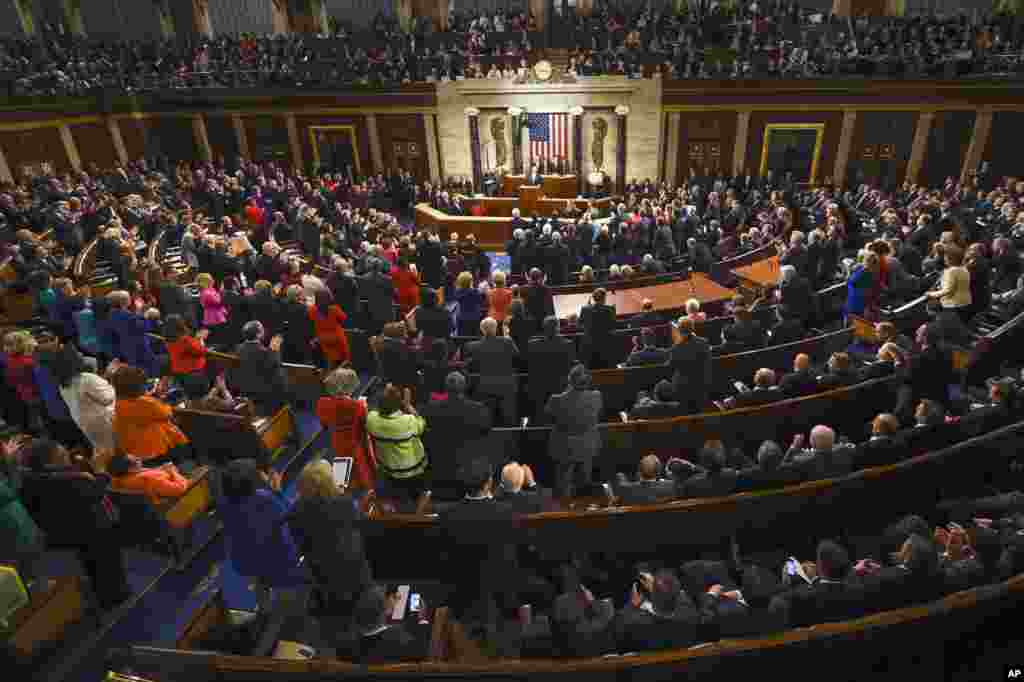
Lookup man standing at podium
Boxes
[528,163,543,186]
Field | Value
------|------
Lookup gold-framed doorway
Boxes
[758,123,825,185]
[309,125,361,176]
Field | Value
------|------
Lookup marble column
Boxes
[0,145,13,183]
[664,111,681,186]
[423,113,441,183]
[466,107,482,193]
[366,113,384,174]
[106,116,129,165]
[614,105,629,196]
[906,111,935,185]
[284,113,303,171]
[232,115,250,160]
[832,109,858,188]
[961,109,993,184]
[59,124,82,172]
[732,110,751,178]
[571,106,584,195]
[192,115,212,162]
[509,107,524,175]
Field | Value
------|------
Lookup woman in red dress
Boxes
[316,367,374,491]
[391,257,421,317]
[309,289,350,368]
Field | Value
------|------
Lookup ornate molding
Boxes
[464,107,480,117]
[507,106,523,116]
[614,104,631,117]
[569,105,584,116]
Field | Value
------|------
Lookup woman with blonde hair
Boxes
[487,270,513,324]
[286,458,372,617]
[4,331,42,432]
[927,246,972,322]
[452,270,485,337]
[196,272,228,346]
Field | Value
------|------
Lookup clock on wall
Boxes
[533,60,554,81]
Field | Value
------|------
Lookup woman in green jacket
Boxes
[366,384,427,502]
[0,437,46,591]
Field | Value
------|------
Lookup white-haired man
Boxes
[465,317,520,426]
[782,424,853,481]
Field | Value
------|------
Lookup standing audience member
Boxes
[668,317,712,415]
[196,273,229,346]
[316,368,374,491]
[52,347,117,452]
[309,290,351,369]
[234,321,290,415]
[546,364,603,498]
[579,287,617,369]
[527,315,577,422]
[111,365,190,465]
[465,317,520,426]
[367,384,428,501]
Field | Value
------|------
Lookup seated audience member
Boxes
[632,299,663,327]
[675,442,740,498]
[850,533,945,612]
[615,454,678,505]
[367,384,428,501]
[287,460,372,619]
[625,327,669,367]
[782,425,853,480]
[107,452,196,502]
[858,342,904,381]
[816,352,860,390]
[19,438,132,609]
[234,320,289,415]
[165,314,210,379]
[466,317,520,426]
[875,321,913,354]
[681,560,759,639]
[316,368,374,491]
[218,458,306,618]
[768,305,805,345]
[735,440,804,492]
[546,364,603,498]
[549,578,616,658]
[612,568,699,653]
[723,306,765,350]
[852,413,903,469]
[341,583,431,663]
[112,365,190,465]
[725,368,781,409]
[901,399,958,455]
[420,371,492,499]
[527,316,577,421]
[182,373,240,413]
[496,461,549,513]
[962,378,1017,435]
[683,298,707,325]
[629,380,683,420]
[779,353,818,397]
[768,540,864,628]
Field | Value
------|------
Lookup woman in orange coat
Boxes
[391,257,421,317]
[316,368,374,491]
[309,289,350,368]
[111,365,190,464]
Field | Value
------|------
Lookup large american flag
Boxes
[527,112,569,163]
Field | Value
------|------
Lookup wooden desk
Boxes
[501,174,577,199]
[732,256,781,293]
[458,196,613,219]
[552,273,735,320]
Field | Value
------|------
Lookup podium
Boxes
[518,185,541,216]
[501,174,578,200]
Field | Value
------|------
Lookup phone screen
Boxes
[785,560,799,576]
[331,458,352,487]
[409,593,421,612]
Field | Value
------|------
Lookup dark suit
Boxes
[779,368,818,398]
[466,336,520,426]
[734,464,804,493]
[280,299,315,365]
[157,281,196,328]
[851,436,903,470]
[782,446,854,481]
[625,346,669,367]
[851,565,946,614]
[234,340,289,414]
[495,486,551,514]
[550,593,616,658]
[341,622,432,663]
[768,579,866,628]
[358,273,396,335]
[579,302,618,369]
[546,387,603,498]
[614,476,677,505]
[779,276,814,321]
[817,368,861,391]
[729,387,783,409]
[612,601,700,653]
[526,336,577,420]
[420,396,492,497]
[376,337,419,389]
[668,336,712,414]
[676,469,740,498]
[244,290,282,338]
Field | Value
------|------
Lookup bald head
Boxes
[501,462,525,492]
[794,353,811,371]
[809,425,835,452]
[638,454,661,481]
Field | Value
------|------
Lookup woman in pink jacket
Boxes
[197,272,229,346]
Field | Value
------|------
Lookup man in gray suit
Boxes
[545,364,603,498]
[781,424,853,481]
[465,317,520,427]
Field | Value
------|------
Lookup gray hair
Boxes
[780,264,797,283]
[480,317,499,336]
[325,367,360,397]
